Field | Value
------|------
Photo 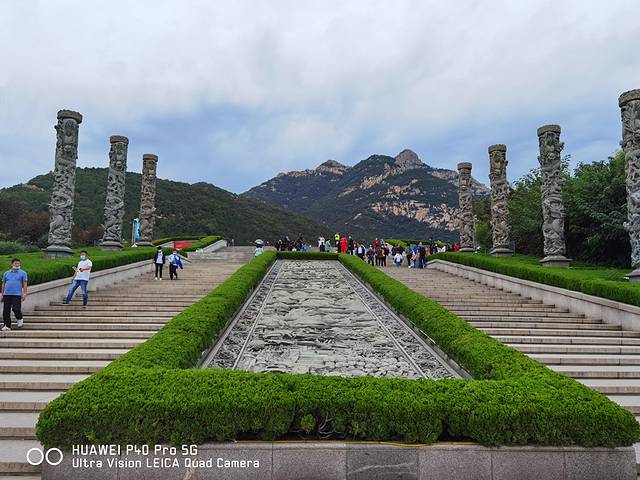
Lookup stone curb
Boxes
[42,442,636,480]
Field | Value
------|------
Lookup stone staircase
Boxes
[383,265,640,466]
[0,260,245,479]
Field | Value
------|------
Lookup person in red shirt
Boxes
[454,242,460,252]
[340,236,348,254]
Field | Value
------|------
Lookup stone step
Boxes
[448,305,566,313]
[21,316,170,324]
[22,322,164,331]
[60,300,192,307]
[469,321,612,330]
[495,335,640,346]
[0,412,39,438]
[480,328,630,337]
[0,360,108,374]
[550,365,640,378]
[0,391,63,411]
[511,344,640,355]
[0,338,144,349]
[579,379,640,394]
[38,305,183,312]
[0,330,153,339]
[0,475,41,479]
[0,373,89,390]
[0,348,126,361]
[453,310,583,318]
[438,301,545,307]
[80,294,202,300]
[464,316,601,323]
[0,439,41,474]
[531,354,640,365]
[26,310,175,318]
[607,395,640,413]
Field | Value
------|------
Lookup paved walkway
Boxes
[0,258,247,479]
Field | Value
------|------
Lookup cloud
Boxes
[0,0,638,192]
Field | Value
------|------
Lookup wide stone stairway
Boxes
[383,265,640,431]
[0,259,245,479]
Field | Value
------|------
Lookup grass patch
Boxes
[36,252,640,449]
[430,252,640,307]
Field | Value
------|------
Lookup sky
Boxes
[1,1,639,193]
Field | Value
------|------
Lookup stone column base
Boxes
[43,245,74,259]
[101,240,123,251]
[490,247,513,257]
[459,247,475,253]
[627,268,640,283]
[136,241,153,247]
[540,255,571,268]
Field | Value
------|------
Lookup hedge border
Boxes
[36,252,640,449]
[431,252,640,308]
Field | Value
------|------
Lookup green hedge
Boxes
[2,247,157,287]
[36,252,640,449]
[431,252,640,307]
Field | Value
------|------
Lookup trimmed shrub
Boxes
[36,251,640,449]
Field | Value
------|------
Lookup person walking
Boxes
[153,246,166,280]
[418,242,427,269]
[63,251,93,306]
[366,245,375,266]
[340,235,348,255]
[393,251,403,267]
[1,258,28,331]
[167,249,184,280]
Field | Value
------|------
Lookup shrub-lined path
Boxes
[0,248,253,479]
[383,264,640,469]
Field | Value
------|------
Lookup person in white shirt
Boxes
[167,249,184,280]
[153,246,166,280]
[393,252,403,267]
[63,251,93,306]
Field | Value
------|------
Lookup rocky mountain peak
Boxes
[316,159,348,175]
[394,149,424,170]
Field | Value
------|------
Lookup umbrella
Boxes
[254,239,264,246]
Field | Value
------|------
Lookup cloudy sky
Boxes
[1,1,638,193]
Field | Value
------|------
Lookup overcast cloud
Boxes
[1,0,639,192]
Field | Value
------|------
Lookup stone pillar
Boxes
[537,125,570,268]
[620,89,640,282]
[488,144,513,256]
[457,162,475,252]
[44,110,82,258]
[100,135,129,250]
[136,154,158,247]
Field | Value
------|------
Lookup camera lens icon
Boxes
[26,447,63,466]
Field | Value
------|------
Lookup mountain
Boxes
[243,149,489,241]
[0,168,330,245]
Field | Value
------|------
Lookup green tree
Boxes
[565,151,629,267]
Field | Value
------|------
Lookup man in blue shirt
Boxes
[1,258,28,332]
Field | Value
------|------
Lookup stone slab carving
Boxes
[620,89,640,282]
[44,110,82,258]
[101,135,128,250]
[136,154,158,247]
[206,260,459,380]
[537,125,570,268]
[488,144,513,256]
[457,162,475,252]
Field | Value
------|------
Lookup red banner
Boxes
[173,241,194,250]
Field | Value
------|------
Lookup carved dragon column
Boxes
[44,110,82,258]
[488,144,513,256]
[136,154,158,247]
[100,135,129,250]
[537,125,570,268]
[457,162,475,252]
[620,89,640,282]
